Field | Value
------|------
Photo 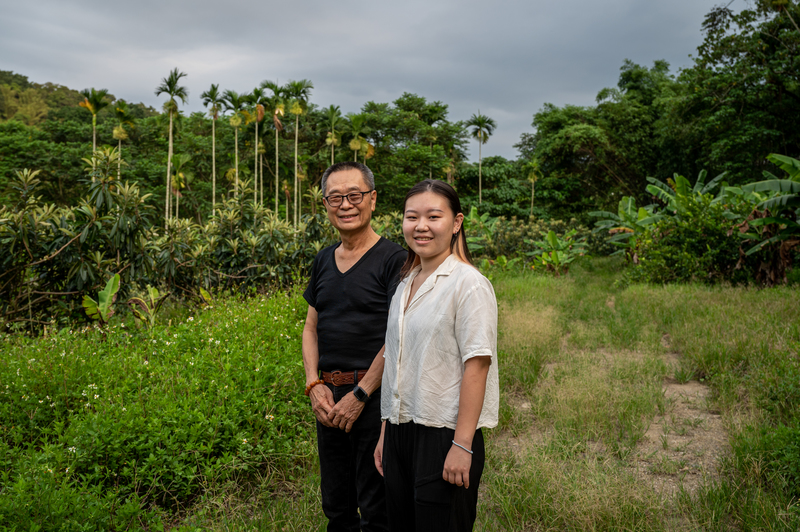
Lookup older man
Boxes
[302,162,406,531]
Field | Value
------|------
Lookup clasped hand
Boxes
[308,385,364,433]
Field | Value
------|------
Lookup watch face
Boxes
[353,386,368,402]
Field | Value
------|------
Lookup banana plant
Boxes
[463,206,496,253]
[127,285,169,331]
[589,196,663,257]
[735,154,800,261]
[82,274,120,325]
[645,169,727,216]
[527,229,587,276]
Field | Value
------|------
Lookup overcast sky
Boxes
[2,0,733,160]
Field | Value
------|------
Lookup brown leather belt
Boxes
[321,369,369,386]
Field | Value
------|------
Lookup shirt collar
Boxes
[408,253,460,285]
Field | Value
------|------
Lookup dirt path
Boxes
[629,335,727,497]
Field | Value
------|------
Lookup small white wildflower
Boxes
[68,447,76,453]
[39,400,43,404]
[242,439,248,444]
[188,317,194,322]
[143,360,149,365]
[173,334,178,338]
[122,407,126,412]
[65,467,69,473]
[94,394,99,400]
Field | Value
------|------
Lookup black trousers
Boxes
[382,421,485,532]
[317,383,389,532]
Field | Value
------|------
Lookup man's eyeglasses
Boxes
[323,190,374,208]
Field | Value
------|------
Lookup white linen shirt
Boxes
[381,254,499,430]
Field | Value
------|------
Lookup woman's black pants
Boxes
[382,421,485,532]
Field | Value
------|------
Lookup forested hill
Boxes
[0,3,798,224]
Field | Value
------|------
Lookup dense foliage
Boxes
[517,3,800,218]
[0,161,337,333]
[0,290,312,530]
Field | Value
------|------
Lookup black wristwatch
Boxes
[353,385,370,403]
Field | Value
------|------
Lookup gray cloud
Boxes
[1,0,727,159]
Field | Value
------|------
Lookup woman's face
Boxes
[403,191,463,266]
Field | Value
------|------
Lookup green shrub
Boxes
[627,195,756,284]
[0,168,337,333]
[0,289,315,530]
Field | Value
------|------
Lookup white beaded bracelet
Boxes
[452,440,473,455]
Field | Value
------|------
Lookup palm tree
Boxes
[261,80,285,214]
[284,79,314,225]
[325,105,342,165]
[78,88,110,176]
[526,158,542,216]
[155,68,189,222]
[465,111,497,204]
[422,105,447,179]
[201,83,224,214]
[112,100,133,180]
[223,89,247,197]
[249,87,267,205]
[346,113,370,161]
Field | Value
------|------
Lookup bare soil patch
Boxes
[630,336,727,497]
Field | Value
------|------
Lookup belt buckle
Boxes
[330,370,344,386]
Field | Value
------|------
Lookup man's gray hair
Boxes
[321,162,375,196]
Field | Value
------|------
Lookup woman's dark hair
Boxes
[399,179,473,279]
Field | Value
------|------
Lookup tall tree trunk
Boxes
[260,153,264,206]
[275,128,279,213]
[294,115,299,225]
[478,140,482,204]
[165,112,174,224]
[354,150,357,161]
[530,181,535,216]
[117,138,122,180]
[176,189,180,219]
[91,115,97,180]
[234,127,239,197]
[212,117,216,215]
[254,120,258,204]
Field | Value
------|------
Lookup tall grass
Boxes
[480,258,800,530]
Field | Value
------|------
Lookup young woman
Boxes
[374,180,499,531]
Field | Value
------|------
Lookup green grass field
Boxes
[1,258,798,530]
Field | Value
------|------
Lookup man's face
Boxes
[323,168,376,234]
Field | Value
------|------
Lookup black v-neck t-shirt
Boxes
[304,237,407,371]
